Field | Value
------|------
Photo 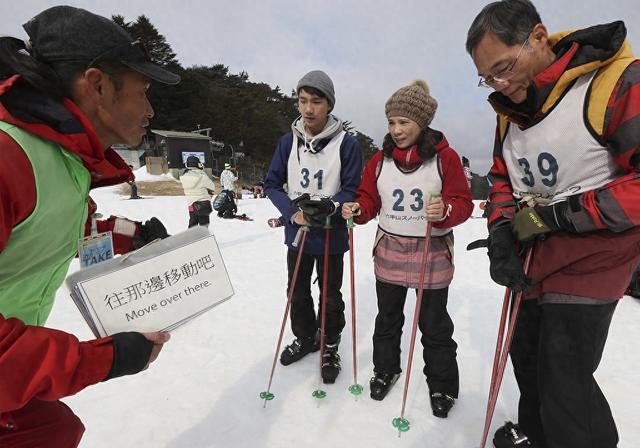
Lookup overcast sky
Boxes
[3,1,639,173]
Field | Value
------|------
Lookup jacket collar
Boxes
[488,21,632,126]
[390,132,448,170]
[0,75,132,187]
[291,114,343,153]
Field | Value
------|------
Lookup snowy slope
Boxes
[46,185,640,448]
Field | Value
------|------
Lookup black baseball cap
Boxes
[23,6,180,85]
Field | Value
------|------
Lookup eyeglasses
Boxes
[477,38,529,88]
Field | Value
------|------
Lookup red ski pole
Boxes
[392,220,434,435]
[260,226,309,406]
[488,288,512,398]
[312,216,332,401]
[479,247,533,448]
[347,217,363,397]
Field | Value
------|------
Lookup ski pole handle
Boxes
[292,225,309,247]
[426,193,445,222]
[347,217,355,229]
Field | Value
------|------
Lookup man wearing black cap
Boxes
[0,6,180,446]
[264,70,362,384]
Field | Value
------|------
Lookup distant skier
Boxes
[461,156,472,189]
[220,163,238,193]
[212,189,238,219]
[180,156,216,228]
[127,165,142,199]
[264,70,362,384]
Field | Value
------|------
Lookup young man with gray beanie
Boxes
[264,70,362,384]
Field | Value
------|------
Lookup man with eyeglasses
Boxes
[466,0,639,447]
[0,6,180,447]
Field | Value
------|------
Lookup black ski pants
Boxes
[188,200,212,228]
[372,281,459,396]
[286,249,345,344]
[511,299,618,448]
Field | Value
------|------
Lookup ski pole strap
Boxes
[467,238,489,250]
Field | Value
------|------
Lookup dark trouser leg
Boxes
[197,213,211,227]
[510,299,547,446]
[511,300,619,448]
[538,302,618,448]
[188,211,198,228]
[287,249,317,340]
[0,400,85,448]
[315,253,345,344]
[129,182,138,198]
[372,281,407,374]
[418,287,459,396]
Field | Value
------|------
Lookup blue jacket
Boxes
[265,131,362,255]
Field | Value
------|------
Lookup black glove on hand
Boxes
[133,217,170,249]
[291,194,337,227]
[104,332,154,380]
[487,225,532,293]
[512,201,575,244]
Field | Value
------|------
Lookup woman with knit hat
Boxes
[342,80,472,417]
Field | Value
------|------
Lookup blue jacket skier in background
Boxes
[264,70,362,384]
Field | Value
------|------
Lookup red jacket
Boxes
[484,23,640,299]
[0,75,137,413]
[355,133,473,229]
[486,58,640,231]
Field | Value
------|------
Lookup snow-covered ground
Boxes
[46,184,640,448]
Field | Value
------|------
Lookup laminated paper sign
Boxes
[66,226,233,337]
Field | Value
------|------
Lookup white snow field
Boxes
[46,180,640,448]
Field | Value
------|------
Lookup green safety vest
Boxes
[0,121,90,325]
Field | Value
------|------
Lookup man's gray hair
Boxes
[465,0,541,54]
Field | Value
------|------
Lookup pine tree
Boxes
[112,14,180,69]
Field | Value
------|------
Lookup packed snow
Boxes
[46,182,640,448]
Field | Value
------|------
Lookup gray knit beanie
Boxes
[385,80,438,129]
[296,70,335,109]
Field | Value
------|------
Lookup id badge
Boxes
[78,231,114,268]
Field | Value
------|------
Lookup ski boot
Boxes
[369,372,400,401]
[321,339,341,384]
[429,392,455,418]
[493,421,535,447]
[280,335,319,366]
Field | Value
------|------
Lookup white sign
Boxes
[67,227,233,337]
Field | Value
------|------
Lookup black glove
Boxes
[104,332,154,380]
[512,202,575,244]
[133,217,170,249]
[291,194,337,227]
[487,225,532,292]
